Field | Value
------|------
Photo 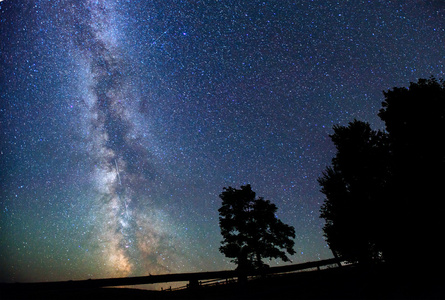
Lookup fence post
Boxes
[188,279,199,290]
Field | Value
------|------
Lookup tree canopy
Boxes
[318,120,390,263]
[378,77,445,267]
[319,77,445,268]
[218,185,295,271]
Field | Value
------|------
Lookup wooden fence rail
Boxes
[1,257,342,291]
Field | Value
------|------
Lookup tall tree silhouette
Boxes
[218,185,295,271]
[318,120,390,264]
[319,77,445,271]
[378,77,445,270]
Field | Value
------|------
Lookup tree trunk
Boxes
[331,248,342,267]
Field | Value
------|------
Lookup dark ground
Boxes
[1,264,444,300]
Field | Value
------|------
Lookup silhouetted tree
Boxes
[318,120,390,264]
[319,77,445,271]
[218,184,296,271]
[378,77,445,270]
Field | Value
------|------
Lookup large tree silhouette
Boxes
[318,120,390,264]
[218,185,295,271]
[378,77,445,269]
[319,77,445,269]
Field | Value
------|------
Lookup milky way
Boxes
[75,1,182,277]
[1,0,444,284]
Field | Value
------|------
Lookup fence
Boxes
[1,257,342,291]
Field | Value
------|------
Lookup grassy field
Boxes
[2,264,444,299]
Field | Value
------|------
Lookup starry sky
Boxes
[0,0,444,283]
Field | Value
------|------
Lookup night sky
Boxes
[1,0,444,283]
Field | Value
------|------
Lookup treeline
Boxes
[318,77,445,272]
[215,77,444,277]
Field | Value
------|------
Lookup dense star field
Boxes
[0,0,444,283]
